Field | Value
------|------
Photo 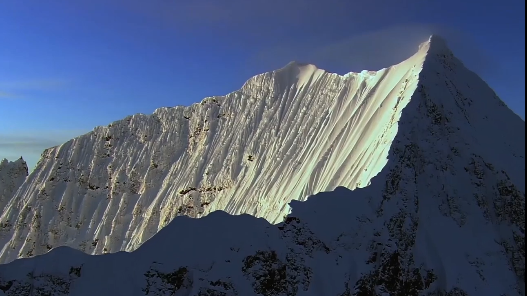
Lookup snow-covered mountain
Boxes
[0,35,524,295]
[1,37,437,263]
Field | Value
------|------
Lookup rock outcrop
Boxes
[0,157,27,213]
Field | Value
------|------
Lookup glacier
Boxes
[0,35,524,295]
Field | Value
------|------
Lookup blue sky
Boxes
[1,0,525,170]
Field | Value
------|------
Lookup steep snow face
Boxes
[0,37,429,263]
[0,35,524,296]
[0,158,27,213]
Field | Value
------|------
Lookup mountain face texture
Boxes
[1,39,444,262]
[0,35,525,296]
[0,158,28,214]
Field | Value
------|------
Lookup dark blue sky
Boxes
[0,0,525,168]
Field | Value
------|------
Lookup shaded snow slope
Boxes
[0,158,27,213]
[0,36,524,295]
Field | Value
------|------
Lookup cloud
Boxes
[0,79,69,91]
[0,79,69,100]
[0,137,60,171]
[0,136,62,153]
[0,130,88,170]
[0,91,21,100]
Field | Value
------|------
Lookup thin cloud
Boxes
[0,79,70,100]
[0,130,89,170]
[0,91,21,100]
[0,130,88,153]
[0,79,69,91]
[0,135,66,154]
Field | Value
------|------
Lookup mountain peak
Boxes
[0,157,28,211]
[417,34,452,55]
[273,35,452,86]
[0,157,28,173]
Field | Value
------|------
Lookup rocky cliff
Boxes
[0,158,27,214]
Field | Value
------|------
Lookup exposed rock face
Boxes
[0,35,524,295]
[0,158,28,213]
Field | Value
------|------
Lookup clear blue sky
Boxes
[1,0,525,170]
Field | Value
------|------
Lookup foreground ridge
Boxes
[0,35,524,296]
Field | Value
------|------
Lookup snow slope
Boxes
[0,35,524,295]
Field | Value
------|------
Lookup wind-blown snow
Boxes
[0,35,524,296]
